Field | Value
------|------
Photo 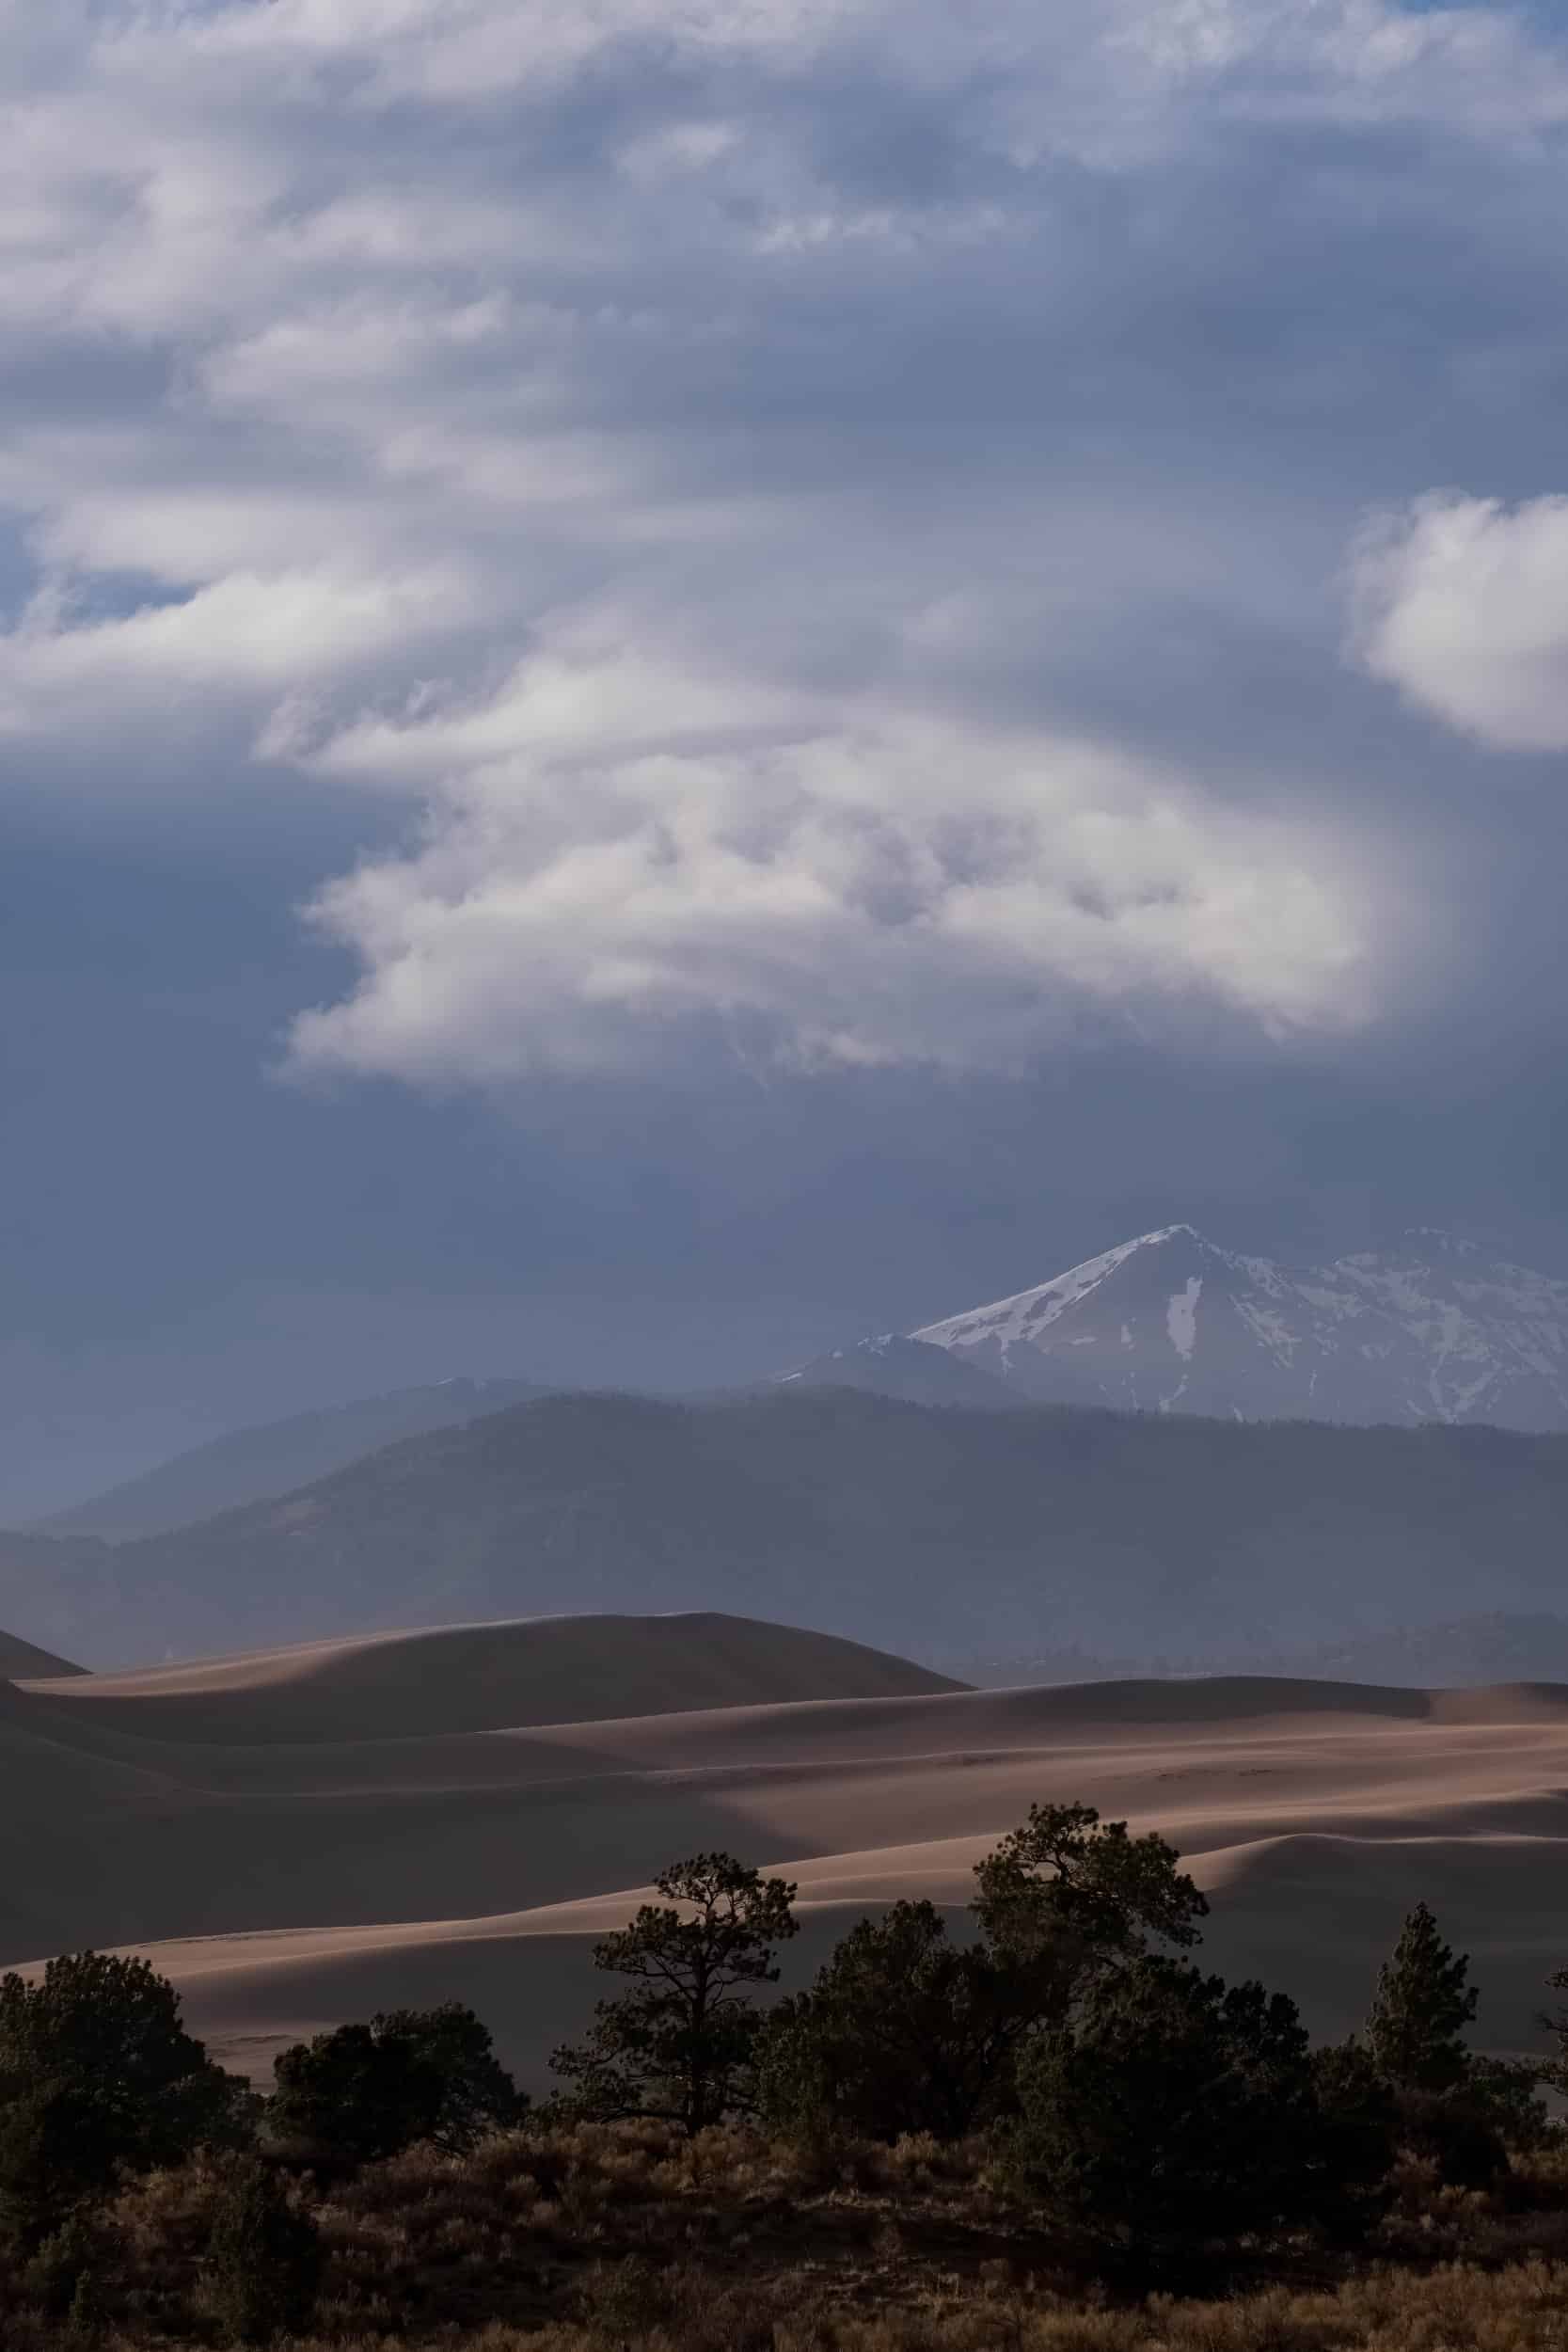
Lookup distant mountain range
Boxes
[8,1387,1568,1671]
[39,1375,552,1540]
[8,1224,1568,1681]
[30,1227,1568,1551]
[896,1225,1568,1429]
[778,1332,1015,1408]
[953,1613,1568,1692]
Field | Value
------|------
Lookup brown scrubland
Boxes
[11,2119,1568,2350]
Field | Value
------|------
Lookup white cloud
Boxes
[1352,492,1568,753]
[290,635,1380,1081]
[0,569,483,742]
[2,0,1560,1075]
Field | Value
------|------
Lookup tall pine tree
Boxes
[1365,1902,1477,2091]
[551,1853,797,2134]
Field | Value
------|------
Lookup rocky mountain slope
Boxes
[911,1226,1568,1428]
[7,1389,1567,1670]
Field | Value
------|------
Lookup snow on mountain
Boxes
[910,1226,1568,1429]
[776,1332,1014,1407]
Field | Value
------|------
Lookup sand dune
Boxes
[0,1625,81,1679]
[18,1611,962,1741]
[9,1618,1568,2088]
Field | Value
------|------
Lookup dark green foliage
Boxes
[1009,1958,1384,2274]
[763,1805,1208,2145]
[0,1950,256,2157]
[206,2158,321,2344]
[0,2081,124,2247]
[1393,2086,1508,2189]
[268,2001,522,2162]
[1305,2042,1400,2242]
[1533,1963,1568,2113]
[0,1952,253,2246]
[1365,1903,1478,2092]
[1362,1912,1556,2185]
[552,1852,798,2134]
[1391,2053,1559,2185]
[760,1901,1030,2142]
[972,1802,1208,1967]
[383,2001,526,2150]
[269,2023,404,2161]
[1466,2054,1557,2151]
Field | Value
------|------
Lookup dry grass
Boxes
[8,2124,1568,2349]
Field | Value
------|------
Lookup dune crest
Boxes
[0,1624,82,1679]
[20,1610,964,1743]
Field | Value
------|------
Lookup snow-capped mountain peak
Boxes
[908,1228,1568,1429]
[914,1226,1226,1361]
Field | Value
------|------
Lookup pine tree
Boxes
[0,1948,255,2236]
[972,1801,1208,1970]
[1008,1957,1345,2276]
[760,1899,1020,2142]
[760,1804,1211,2148]
[1366,1902,1478,2092]
[551,1852,797,2134]
[268,2001,522,2162]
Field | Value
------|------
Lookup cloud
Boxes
[1352,492,1568,753]
[4,0,1567,1074]
[289,634,1380,1081]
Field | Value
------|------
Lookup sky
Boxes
[6,0,1568,1516]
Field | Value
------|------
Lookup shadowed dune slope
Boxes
[18,1611,965,1743]
[0,1625,81,1679]
[9,1626,1568,2087]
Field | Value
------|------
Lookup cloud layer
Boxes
[294,649,1376,1080]
[3,0,1566,1075]
[1354,494,1568,753]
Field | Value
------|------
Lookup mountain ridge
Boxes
[775,1331,1015,1407]
[38,1374,556,1540]
[34,1225,1568,1547]
[7,1386,1568,1672]
[909,1224,1568,1429]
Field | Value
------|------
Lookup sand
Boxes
[21,1611,961,1740]
[0,1625,82,1678]
[9,1615,1568,2087]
